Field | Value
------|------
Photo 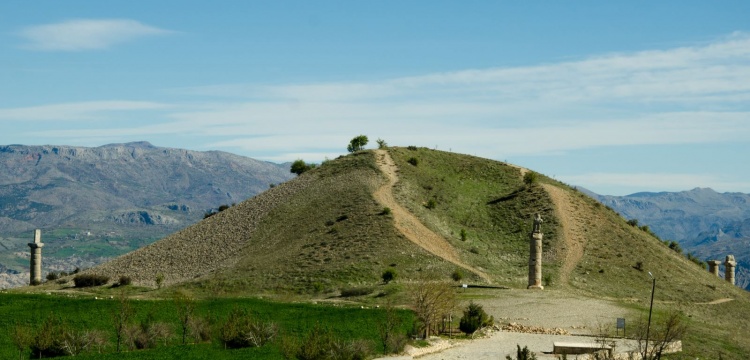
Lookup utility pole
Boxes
[644,271,655,360]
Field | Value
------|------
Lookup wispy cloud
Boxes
[6,33,750,169]
[18,19,174,51]
[0,101,171,121]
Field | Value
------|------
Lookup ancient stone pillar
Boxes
[724,255,736,285]
[528,214,544,290]
[707,260,721,277]
[28,229,44,285]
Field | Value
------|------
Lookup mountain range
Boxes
[583,187,750,288]
[0,142,293,288]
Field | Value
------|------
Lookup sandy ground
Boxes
[541,184,586,285]
[377,289,638,360]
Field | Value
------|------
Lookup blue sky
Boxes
[1,1,749,195]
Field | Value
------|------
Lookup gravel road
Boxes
[378,289,640,360]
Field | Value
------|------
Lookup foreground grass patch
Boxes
[0,292,414,359]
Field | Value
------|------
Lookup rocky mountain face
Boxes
[584,187,750,289]
[0,142,293,288]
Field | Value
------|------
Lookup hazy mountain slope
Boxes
[587,188,750,288]
[0,142,293,287]
[590,188,750,242]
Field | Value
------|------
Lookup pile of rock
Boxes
[501,322,570,335]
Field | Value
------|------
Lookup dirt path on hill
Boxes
[541,184,586,285]
[374,150,490,282]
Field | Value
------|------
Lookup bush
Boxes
[380,207,392,215]
[459,302,489,335]
[686,253,706,268]
[219,307,278,349]
[124,320,172,350]
[634,261,644,271]
[407,157,419,166]
[46,272,59,281]
[382,269,397,284]
[667,240,682,254]
[460,229,467,241]
[425,199,437,209]
[627,219,639,227]
[30,316,69,358]
[376,138,388,149]
[407,145,418,151]
[73,274,110,287]
[293,325,372,360]
[543,274,553,287]
[156,274,165,289]
[523,171,538,185]
[506,344,537,360]
[118,275,132,286]
[451,270,464,282]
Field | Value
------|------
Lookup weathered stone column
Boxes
[725,255,736,285]
[28,229,44,285]
[707,260,721,277]
[528,214,544,290]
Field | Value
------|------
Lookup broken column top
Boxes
[29,229,44,248]
[725,255,736,264]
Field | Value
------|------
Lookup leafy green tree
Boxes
[112,291,134,353]
[347,135,369,153]
[174,290,196,345]
[10,321,32,360]
[291,159,311,175]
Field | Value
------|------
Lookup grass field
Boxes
[0,292,414,359]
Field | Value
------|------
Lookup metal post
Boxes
[644,272,655,360]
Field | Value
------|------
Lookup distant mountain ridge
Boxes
[583,187,750,288]
[0,142,293,287]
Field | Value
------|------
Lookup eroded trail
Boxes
[541,183,586,285]
[373,150,490,282]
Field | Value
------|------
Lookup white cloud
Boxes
[19,19,174,51]
[0,101,171,121]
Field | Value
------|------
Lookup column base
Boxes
[527,285,544,290]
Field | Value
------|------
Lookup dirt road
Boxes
[373,150,490,282]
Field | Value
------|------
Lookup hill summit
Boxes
[84,147,741,300]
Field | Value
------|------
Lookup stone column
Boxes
[28,229,44,285]
[724,255,736,285]
[707,260,721,277]
[528,214,544,290]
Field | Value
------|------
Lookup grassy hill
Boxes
[22,146,750,358]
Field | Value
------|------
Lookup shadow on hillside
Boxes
[487,188,524,205]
